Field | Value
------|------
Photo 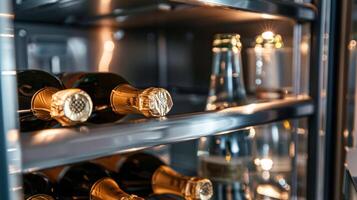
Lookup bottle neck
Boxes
[110,84,172,117]
[152,166,213,200]
[31,87,58,121]
[90,178,144,200]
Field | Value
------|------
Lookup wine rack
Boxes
[0,0,331,199]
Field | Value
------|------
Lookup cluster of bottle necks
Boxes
[24,153,213,200]
[17,70,173,132]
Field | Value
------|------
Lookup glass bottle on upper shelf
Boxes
[246,31,294,199]
[198,33,253,200]
[17,70,93,132]
[58,72,173,124]
[246,31,292,99]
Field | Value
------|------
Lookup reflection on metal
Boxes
[0,13,14,18]
[98,0,112,15]
[98,28,115,72]
[0,1,22,199]
[0,33,14,38]
[171,0,316,21]
[349,40,357,50]
[21,96,314,171]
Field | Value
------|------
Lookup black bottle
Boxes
[17,70,93,132]
[59,72,172,124]
[116,153,213,200]
[23,173,56,200]
[58,162,143,200]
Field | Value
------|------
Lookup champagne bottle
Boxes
[23,173,56,200]
[17,70,93,131]
[58,162,144,200]
[59,72,173,123]
[116,153,213,200]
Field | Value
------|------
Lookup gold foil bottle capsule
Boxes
[152,166,213,200]
[31,87,93,126]
[110,84,173,117]
[90,178,144,200]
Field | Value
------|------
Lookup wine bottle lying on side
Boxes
[57,162,144,200]
[23,172,56,200]
[59,72,173,123]
[17,70,93,132]
[111,153,213,200]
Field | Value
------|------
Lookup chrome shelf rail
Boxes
[14,0,316,25]
[172,0,317,21]
[21,96,313,172]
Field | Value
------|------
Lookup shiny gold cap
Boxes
[51,89,93,125]
[32,87,93,126]
[111,84,172,117]
[26,194,55,200]
[140,87,173,117]
[186,178,213,200]
[90,178,144,200]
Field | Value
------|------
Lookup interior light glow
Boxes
[0,13,14,18]
[260,158,273,171]
[0,33,14,38]
[262,31,274,40]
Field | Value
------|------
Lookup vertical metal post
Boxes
[291,24,303,200]
[324,0,352,199]
[307,0,331,199]
[0,1,23,200]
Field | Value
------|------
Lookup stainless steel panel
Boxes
[0,0,22,199]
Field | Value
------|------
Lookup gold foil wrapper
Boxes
[152,166,213,200]
[110,84,172,117]
[90,178,144,200]
[31,87,93,126]
[26,194,55,200]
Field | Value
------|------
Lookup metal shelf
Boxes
[173,0,316,22]
[14,0,316,26]
[21,95,313,172]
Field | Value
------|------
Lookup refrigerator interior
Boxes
[0,0,319,199]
